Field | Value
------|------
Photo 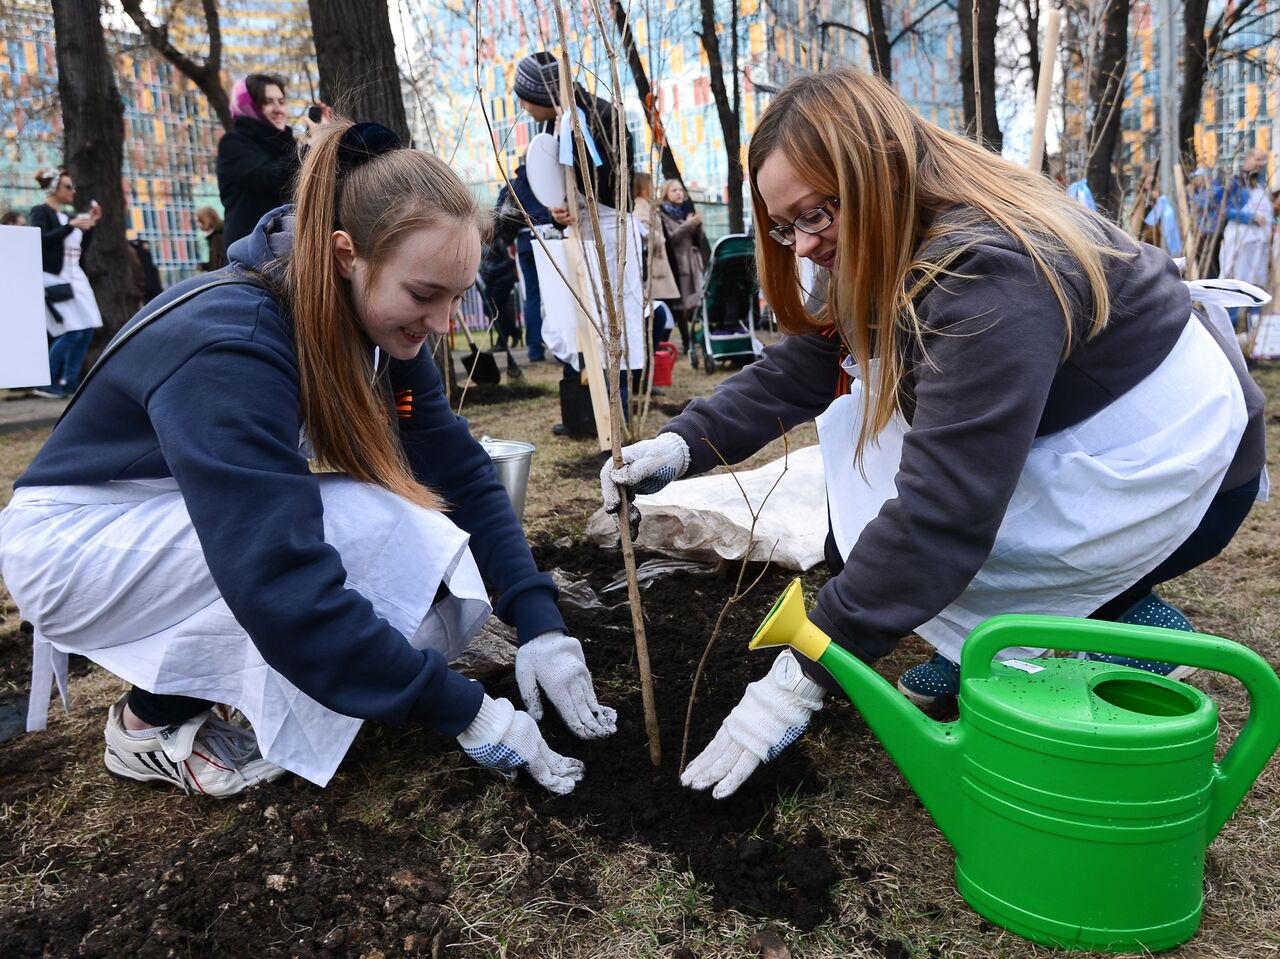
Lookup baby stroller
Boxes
[688,233,763,373]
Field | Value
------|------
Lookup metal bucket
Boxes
[479,437,535,520]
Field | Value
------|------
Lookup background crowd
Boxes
[4,66,1280,404]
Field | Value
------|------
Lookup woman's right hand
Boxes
[70,213,93,230]
[456,695,585,794]
[303,101,334,136]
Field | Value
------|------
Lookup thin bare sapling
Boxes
[679,424,790,773]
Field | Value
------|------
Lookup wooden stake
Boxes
[1028,9,1061,173]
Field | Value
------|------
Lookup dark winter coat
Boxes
[28,202,93,275]
[216,117,300,248]
[202,226,226,271]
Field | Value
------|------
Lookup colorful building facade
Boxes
[1119,0,1277,183]
[1,0,312,281]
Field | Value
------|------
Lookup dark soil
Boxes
[0,543,878,957]
[520,543,865,931]
[450,382,552,406]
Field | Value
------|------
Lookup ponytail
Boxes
[286,121,456,511]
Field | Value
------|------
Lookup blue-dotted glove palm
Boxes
[516,632,617,739]
[680,650,825,799]
[456,695,584,795]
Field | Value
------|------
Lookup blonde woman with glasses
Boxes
[601,68,1266,798]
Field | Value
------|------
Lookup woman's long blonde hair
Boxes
[286,120,486,509]
[748,69,1129,458]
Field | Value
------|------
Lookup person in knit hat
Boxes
[513,52,646,417]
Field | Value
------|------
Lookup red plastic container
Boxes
[653,342,677,386]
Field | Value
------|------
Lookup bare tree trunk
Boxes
[1178,0,1210,166]
[958,0,1003,153]
[1086,0,1129,218]
[52,0,132,338]
[864,0,893,81]
[120,0,231,131]
[696,0,744,232]
[611,1,682,183]
[308,0,410,143]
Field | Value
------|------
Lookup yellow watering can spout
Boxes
[752,579,965,848]
[751,579,831,661]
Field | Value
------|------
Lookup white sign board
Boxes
[1251,313,1280,361]
[0,226,51,388]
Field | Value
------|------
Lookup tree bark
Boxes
[1086,0,1129,218]
[611,1,682,183]
[1177,0,1210,167]
[864,0,893,81]
[120,0,231,130]
[696,0,744,232]
[307,0,409,143]
[958,0,1003,153]
[51,0,133,338]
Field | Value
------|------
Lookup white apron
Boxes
[0,475,490,785]
[1219,185,1274,291]
[816,315,1247,664]
[43,216,103,335]
[572,204,647,373]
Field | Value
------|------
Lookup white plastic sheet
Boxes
[586,445,827,572]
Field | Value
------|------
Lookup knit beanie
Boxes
[514,52,560,107]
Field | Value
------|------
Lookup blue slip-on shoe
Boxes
[1084,592,1198,681]
[897,652,960,707]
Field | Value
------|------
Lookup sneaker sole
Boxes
[104,746,288,796]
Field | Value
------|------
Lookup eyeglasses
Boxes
[59,182,75,190]
[767,198,839,247]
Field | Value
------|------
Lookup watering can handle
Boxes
[963,614,1280,839]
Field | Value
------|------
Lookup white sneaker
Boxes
[103,694,287,797]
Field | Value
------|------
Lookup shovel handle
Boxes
[964,614,1280,838]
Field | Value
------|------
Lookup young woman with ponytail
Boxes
[602,68,1266,799]
[1,119,615,798]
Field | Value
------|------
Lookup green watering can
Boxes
[753,579,1280,952]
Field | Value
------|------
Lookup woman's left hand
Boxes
[516,632,617,739]
[681,650,825,798]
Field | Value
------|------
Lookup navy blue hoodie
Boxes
[18,206,565,735]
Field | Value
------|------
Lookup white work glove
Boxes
[599,433,691,514]
[681,650,825,799]
[516,632,617,739]
[456,695,585,795]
